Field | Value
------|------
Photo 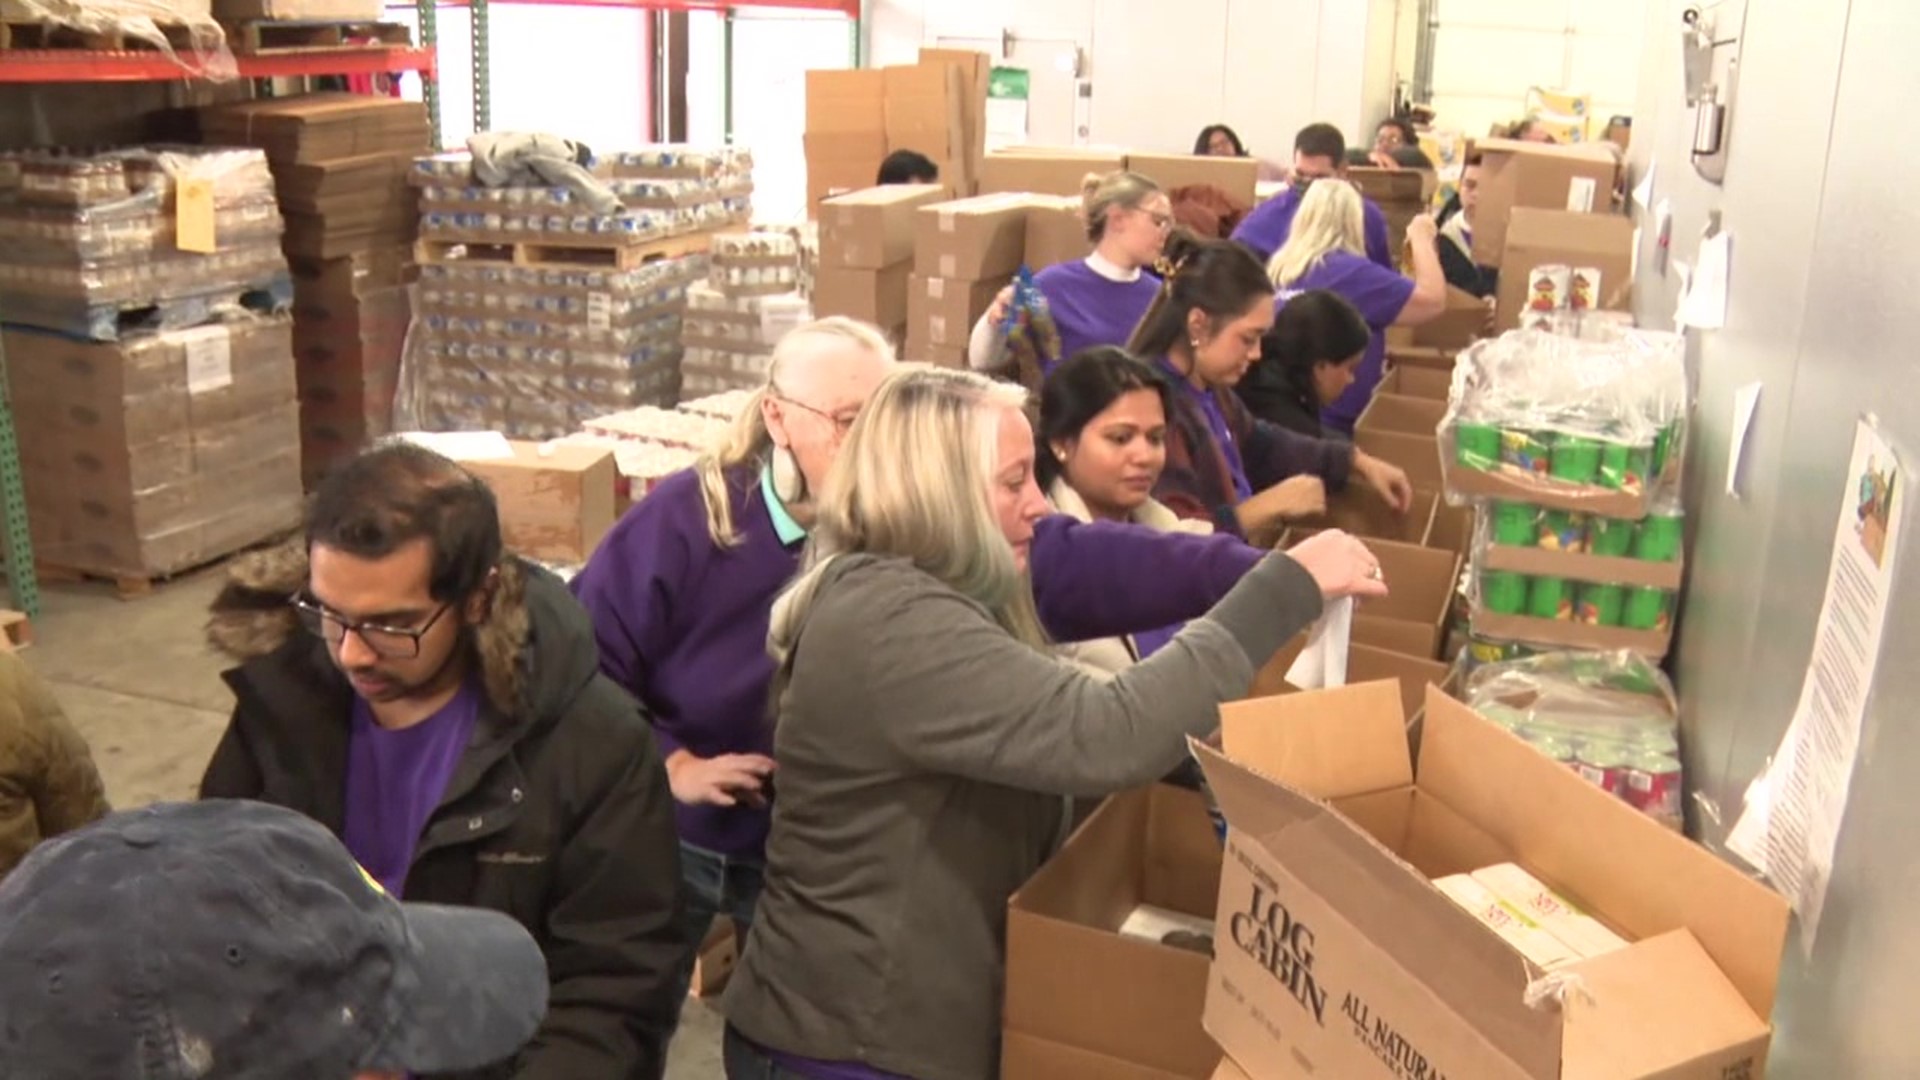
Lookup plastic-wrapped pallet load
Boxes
[681,232,811,398]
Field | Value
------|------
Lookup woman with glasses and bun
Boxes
[968,170,1172,372]
[721,364,1388,1080]
[571,316,1343,1017]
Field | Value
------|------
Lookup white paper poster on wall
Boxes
[985,66,1030,151]
[1728,418,1907,951]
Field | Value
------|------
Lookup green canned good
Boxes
[1600,441,1654,494]
[1527,576,1573,621]
[1576,583,1625,626]
[1549,435,1602,484]
[1491,501,1539,546]
[1623,586,1674,631]
[1587,515,1636,557]
[1481,571,1530,615]
[1651,421,1681,482]
[1500,430,1554,474]
[1456,423,1502,471]
[1538,509,1588,552]
[1634,512,1684,562]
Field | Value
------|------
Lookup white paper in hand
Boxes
[1283,596,1353,691]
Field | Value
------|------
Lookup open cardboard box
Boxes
[1379,360,1454,402]
[1251,639,1452,717]
[1472,543,1685,657]
[1195,681,1789,1080]
[1296,485,1438,547]
[1354,418,1445,494]
[1415,285,1493,350]
[1253,536,1461,698]
[1004,784,1224,1079]
[1358,393,1447,439]
[1385,345,1458,372]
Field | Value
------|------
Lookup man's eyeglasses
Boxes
[776,396,860,438]
[290,594,451,659]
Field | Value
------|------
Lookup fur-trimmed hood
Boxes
[206,538,595,725]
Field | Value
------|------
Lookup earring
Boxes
[771,445,808,504]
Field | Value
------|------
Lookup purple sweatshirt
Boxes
[1035,258,1163,362]
[571,465,1264,858]
[1232,186,1394,269]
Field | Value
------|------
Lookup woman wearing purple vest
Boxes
[570,317,1296,1011]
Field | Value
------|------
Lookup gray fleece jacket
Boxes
[723,549,1322,1080]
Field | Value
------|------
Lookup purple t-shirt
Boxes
[341,681,481,898]
[1035,258,1163,363]
[1277,251,1415,434]
[1231,187,1394,269]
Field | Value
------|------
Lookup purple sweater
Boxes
[1035,258,1163,361]
[571,465,1264,857]
[1232,186,1394,269]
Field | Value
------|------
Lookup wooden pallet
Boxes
[415,230,715,272]
[34,529,295,602]
[0,19,201,52]
[225,18,409,54]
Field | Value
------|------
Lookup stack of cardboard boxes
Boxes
[1462,139,1630,333]
[812,183,946,347]
[906,194,1030,368]
[803,49,989,215]
[199,94,431,487]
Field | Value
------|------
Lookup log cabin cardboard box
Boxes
[1194,680,1789,1080]
[1471,139,1622,267]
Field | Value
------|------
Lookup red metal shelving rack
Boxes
[0,45,437,83]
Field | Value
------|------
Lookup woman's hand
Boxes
[665,750,777,808]
[1353,450,1415,513]
[1236,475,1327,534]
[985,285,1015,327]
[1285,528,1389,601]
[1406,213,1439,247]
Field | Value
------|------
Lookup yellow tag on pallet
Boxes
[176,177,217,254]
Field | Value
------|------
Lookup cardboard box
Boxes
[1356,427,1443,492]
[1004,784,1223,1080]
[1025,196,1090,270]
[1378,363,1453,401]
[1384,345,1457,372]
[909,274,1000,348]
[805,136,890,217]
[1125,153,1257,208]
[819,184,947,270]
[981,149,1127,197]
[1495,209,1635,333]
[907,339,971,370]
[1295,486,1439,547]
[1208,1059,1251,1080]
[1254,639,1453,719]
[1470,139,1622,267]
[458,441,617,564]
[915,194,1030,281]
[883,63,966,184]
[1429,500,1472,555]
[805,68,885,135]
[813,263,913,329]
[1196,682,1788,1080]
[1357,393,1446,439]
[1348,167,1430,256]
[918,47,991,195]
[1472,540,1685,656]
[1414,285,1491,350]
[199,95,430,165]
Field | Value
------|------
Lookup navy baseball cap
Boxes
[0,800,550,1079]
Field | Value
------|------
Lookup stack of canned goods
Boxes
[1454,420,1680,497]
[1477,705,1683,827]
[1477,500,1682,631]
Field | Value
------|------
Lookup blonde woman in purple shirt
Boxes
[967,170,1171,372]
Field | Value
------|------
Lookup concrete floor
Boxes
[17,562,727,1078]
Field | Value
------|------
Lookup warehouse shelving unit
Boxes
[0,43,439,616]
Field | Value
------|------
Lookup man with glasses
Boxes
[1231,122,1396,268]
[201,442,687,1080]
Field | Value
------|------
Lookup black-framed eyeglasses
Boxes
[776,396,859,439]
[290,594,452,659]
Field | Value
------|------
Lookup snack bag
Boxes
[991,266,1063,394]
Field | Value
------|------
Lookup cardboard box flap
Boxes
[1218,681,1411,798]
[1477,137,1623,164]
[1193,741,1564,1077]
[1417,688,1790,1017]
[1559,929,1771,1080]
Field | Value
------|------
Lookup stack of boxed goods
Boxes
[198,94,431,487]
[681,232,810,398]
[907,194,1029,368]
[1460,139,1631,334]
[813,184,945,347]
[803,49,988,215]
[406,145,751,436]
[1438,328,1688,661]
[561,398,738,515]
[0,147,290,341]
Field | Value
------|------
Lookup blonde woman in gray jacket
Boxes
[721,365,1388,1080]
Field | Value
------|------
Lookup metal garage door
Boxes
[1426,0,1644,142]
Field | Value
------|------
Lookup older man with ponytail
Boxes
[571,317,1289,1004]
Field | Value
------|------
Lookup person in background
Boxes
[1037,347,1211,673]
[969,170,1170,371]
[1436,152,1498,298]
[722,364,1390,1080]
[202,443,687,1080]
[0,800,551,1080]
[1192,122,1289,182]
[875,149,938,186]
[0,650,109,881]
[1232,123,1394,267]
[1364,116,1435,169]
[1506,118,1558,143]
[1268,179,1446,434]
[572,317,1307,1009]
[1236,289,1373,437]
[1128,232,1414,541]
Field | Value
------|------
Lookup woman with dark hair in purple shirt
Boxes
[966,169,1170,372]
[570,316,1299,1021]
